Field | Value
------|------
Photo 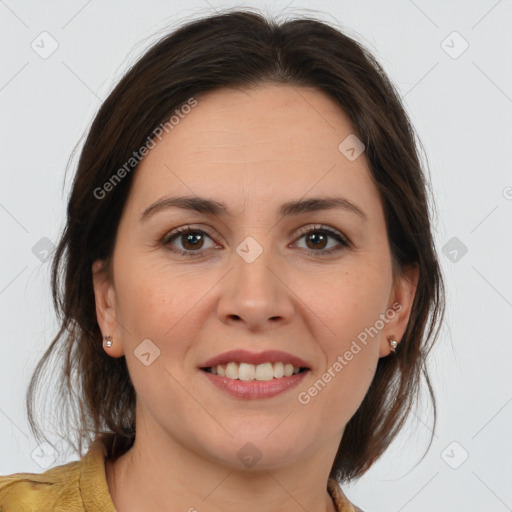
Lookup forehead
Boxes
[166,83,357,157]
[127,83,380,220]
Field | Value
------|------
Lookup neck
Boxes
[105,428,340,512]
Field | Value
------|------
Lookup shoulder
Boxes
[0,458,82,511]
[0,438,118,512]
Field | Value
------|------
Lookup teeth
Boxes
[255,362,274,381]
[225,362,238,380]
[207,361,304,381]
[274,361,284,378]
[239,362,255,381]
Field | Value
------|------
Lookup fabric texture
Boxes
[0,439,363,511]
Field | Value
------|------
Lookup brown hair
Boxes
[26,7,445,483]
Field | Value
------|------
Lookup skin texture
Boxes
[93,83,418,512]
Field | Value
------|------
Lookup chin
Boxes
[200,428,315,471]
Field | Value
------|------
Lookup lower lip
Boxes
[200,369,309,399]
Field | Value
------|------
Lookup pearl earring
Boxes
[388,337,398,352]
[104,335,113,347]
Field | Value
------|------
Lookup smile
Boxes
[202,361,307,381]
[200,364,310,399]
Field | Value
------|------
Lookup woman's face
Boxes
[93,83,417,470]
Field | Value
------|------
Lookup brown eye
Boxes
[163,227,216,256]
[162,224,350,258]
[293,225,350,255]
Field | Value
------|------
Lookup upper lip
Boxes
[200,349,311,369]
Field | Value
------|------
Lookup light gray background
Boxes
[1,1,511,511]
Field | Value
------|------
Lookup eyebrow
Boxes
[140,195,368,222]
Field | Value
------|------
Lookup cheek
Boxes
[113,252,200,336]
[112,256,219,383]
[113,261,198,415]
[296,335,378,434]
[296,265,388,417]
[305,262,391,345]
[322,354,377,429]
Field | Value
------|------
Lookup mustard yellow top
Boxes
[0,439,363,511]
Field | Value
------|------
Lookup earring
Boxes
[388,337,398,352]
[104,335,113,347]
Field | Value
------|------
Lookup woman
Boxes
[0,8,444,512]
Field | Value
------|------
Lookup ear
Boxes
[379,263,419,357]
[92,259,125,358]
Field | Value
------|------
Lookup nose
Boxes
[216,239,295,331]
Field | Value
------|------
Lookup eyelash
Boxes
[162,224,350,258]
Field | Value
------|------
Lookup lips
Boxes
[199,349,311,370]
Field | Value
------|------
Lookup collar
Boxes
[327,477,359,512]
[79,439,118,512]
